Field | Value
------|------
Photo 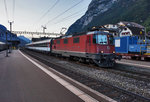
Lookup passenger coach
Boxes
[26,39,51,53]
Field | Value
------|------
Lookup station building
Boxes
[0,24,20,48]
[103,21,145,38]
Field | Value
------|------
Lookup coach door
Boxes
[86,35,91,53]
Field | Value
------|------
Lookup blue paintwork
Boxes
[114,36,147,53]
[129,44,147,53]
[115,36,129,53]
[0,24,19,44]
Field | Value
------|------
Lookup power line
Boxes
[34,0,60,25]
[3,0,15,26]
[50,12,85,33]
[39,0,60,22]
[55,12,85,24]
[54,6,87,24]
[45,0,84,25]
[33,0,60,32]
[3,0,9,21]
[12,0,15,21]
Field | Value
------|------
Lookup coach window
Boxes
[39,43,42,47]
[56,40,60,44]
[73,37,80,43]
[39,43,46,47]
[88,36,91,43]
[93,35,96,44]
[44,43,47,47]
[39,43,43,47]
[64,39,68,44]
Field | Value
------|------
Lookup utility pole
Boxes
[8,21,14,52]
[9,21,14,32]
[5,31,8,57]
[41,25,47,37]
[32,33,33,38]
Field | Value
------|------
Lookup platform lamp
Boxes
[8,21,14,53]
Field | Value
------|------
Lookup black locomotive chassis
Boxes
[93,53,121,67]
[51,50,121,67]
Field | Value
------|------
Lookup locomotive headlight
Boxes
[92,26,96,29]
[101,51,104,53]
[113,51,115,53]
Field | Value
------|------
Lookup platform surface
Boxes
[0,50,84,102]
[117,59,150,68]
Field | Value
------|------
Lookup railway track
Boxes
[113,64,150,82]
[69,59,150,83]
[22,49,150,102]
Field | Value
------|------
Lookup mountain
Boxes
[66,0,150,34]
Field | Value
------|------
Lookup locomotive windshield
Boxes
[93,34,108,45]
[98,35,107,44]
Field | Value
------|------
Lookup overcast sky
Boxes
[0,0,91,37]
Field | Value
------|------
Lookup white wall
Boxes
[120,27,132,37]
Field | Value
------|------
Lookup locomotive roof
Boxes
[26,39,52,45]
[55,31,112,39]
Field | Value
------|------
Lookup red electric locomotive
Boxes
[52,31,121,67]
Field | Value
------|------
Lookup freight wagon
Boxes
[114,36,150,60]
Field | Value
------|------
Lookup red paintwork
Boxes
[52,32,115,54]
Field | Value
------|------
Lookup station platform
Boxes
[116,59,150,69]
[0,50,114,102]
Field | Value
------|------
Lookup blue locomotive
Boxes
[113,22,149,54]
[115,36,148,54]
[99,21,150,60]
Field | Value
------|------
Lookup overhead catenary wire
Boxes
[49,12,85,33]
[12,0,15,21]
[55,12,85,24]
[3,0,15,32]
[33,0,60,32]
[34,0,60,24]
[3,0,9,21]
[45,0,84,25]
[35,0,84,32]
[54,6,87,24]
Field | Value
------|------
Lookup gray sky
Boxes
[0,0,91,36]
